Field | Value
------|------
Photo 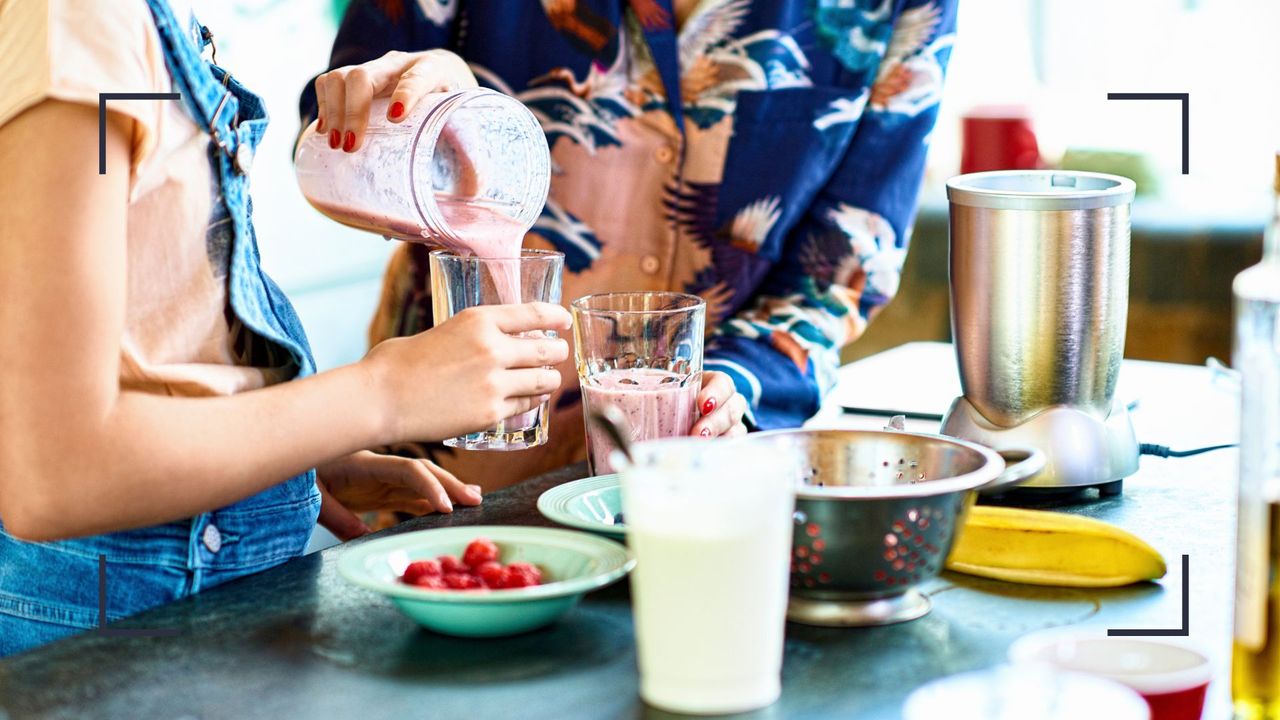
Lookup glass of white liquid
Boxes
[619,436,800,715]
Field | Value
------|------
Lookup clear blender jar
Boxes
[295,90,550,245]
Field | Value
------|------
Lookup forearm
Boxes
[4,361,389,540]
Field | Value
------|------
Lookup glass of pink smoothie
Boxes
[571,292,706,475]
[430,249,564,451]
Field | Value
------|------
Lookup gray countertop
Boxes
[0,346,1241,719]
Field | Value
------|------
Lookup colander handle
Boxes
[977,446,1047,494]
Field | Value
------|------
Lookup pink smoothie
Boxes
[309,197,527,302]
[581,368,699,475]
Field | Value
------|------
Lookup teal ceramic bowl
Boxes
[537,475,626,538]
[338,525,633,638]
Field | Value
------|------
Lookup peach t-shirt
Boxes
[0,0,276,398]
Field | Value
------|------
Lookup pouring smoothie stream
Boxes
[295,90,548,302]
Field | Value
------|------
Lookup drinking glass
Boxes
[620,437,800,714]
[571,292,705,475]
[429,249,564,450]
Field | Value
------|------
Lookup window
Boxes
[930,0,1280,214]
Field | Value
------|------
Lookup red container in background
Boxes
[960,106,1043,174]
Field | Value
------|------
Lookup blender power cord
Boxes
[1138,443,1237,458]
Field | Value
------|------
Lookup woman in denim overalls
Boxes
[0,0,570,656]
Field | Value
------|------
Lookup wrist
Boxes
[353,355,400,446]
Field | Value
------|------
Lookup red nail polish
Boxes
[342,131,355,152]
[316,117,325,133]
[328,129,340,149]
[700,427,712,437]
[702,397,717,416]
[390,101,405,119]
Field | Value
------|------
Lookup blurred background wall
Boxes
[195,0,1278,373]
[852,0,1277,365]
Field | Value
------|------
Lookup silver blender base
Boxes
[788,590,932,627]
[940,397,1139,492]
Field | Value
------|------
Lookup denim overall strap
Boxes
[141,0,316,379]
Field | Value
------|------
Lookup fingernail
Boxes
[390,101,405,119]
[702,397,717,416]
[700,427,712,437]
[316,117,325,133]
[328,129,340,149]
[342,131,355,152]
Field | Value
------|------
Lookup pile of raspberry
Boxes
[400,537,544,591]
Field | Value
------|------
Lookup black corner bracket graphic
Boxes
[1106,92,1190,175]
[1107,554,1190,637]
[94,554,179,638]
[98,92,182,175]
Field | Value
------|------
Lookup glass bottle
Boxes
[1232,152,1280,718]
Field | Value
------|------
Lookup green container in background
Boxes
[1059,148,1161,198]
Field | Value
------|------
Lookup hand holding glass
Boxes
[429,249,564,450]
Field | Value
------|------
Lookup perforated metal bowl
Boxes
[751,429,1044,627]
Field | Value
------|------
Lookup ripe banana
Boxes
[946,505,1167,587]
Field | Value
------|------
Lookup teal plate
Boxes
[537,475,626,538]
[338,525,634,637]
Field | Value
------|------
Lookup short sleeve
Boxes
[0,0,174,181]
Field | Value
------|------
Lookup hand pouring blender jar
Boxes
[294,90,550,251]
[296,90,554,451]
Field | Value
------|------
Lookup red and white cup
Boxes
[1009,630,1211,720]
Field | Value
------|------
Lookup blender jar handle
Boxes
[977,446,1047,495]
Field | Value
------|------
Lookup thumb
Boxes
[317,485,371,541]
[387,50,479,122]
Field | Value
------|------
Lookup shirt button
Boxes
[655,145,675,163]
[640,255,661,274]
[202,524,222,553]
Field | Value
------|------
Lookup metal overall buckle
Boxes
[207,84,253,175]
[200,27,252,175]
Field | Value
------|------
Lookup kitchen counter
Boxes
[0,343,1241,719]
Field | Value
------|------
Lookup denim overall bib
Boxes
[0,0,321,656]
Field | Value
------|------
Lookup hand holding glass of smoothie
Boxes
[571,292,707,475]
[296,90,563,451]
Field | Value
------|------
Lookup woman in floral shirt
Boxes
[301,0,956,503]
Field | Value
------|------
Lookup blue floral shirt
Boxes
[303,0,955,483]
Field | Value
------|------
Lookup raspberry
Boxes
[463,538,500,569]
[443,573,484,590]
[501,562,543,588]
[439,555,468,575]
[475,561,505,588]
[402,559,442,585]
[412,575,447,590]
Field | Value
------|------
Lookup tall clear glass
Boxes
[295,91,550,248]
[571,292,706,475]
[429,249,564,451]
[620,437,800,715]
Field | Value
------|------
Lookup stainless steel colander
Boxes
[751,429,1044,627]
